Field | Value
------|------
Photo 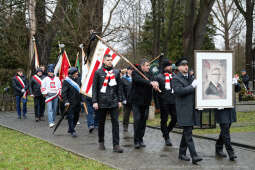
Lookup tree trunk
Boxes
[163,0,176,55]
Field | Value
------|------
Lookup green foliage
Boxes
[0,126,114,170]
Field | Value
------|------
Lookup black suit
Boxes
[30,74,46,118]
[62,77,83,134]
[92,66,122,146]
[155,73,177,140]
[130,68,153,145]
[172,72,199,158]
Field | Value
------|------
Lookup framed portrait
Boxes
[195,51,234,109]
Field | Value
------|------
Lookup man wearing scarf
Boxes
[41,65,62,128]
[92,54,123,153]
[155,60,177,146]
[12,68,29,119]
[62,67,84,137]
[30,68,46,121]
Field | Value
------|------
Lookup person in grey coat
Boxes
[214,77,241,161]
[172,58,202,164]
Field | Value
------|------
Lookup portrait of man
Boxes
[202,59,227,100]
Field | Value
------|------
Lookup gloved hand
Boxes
[191,79,198,88]
[232,77,238,85]
[123,100,127,105]
[65,103,70,107]
[21,89,25,93]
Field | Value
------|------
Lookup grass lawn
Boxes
[119,110,255,135]
[0,126,114,170]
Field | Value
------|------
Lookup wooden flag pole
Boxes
[95,35,161,92]
[149,54,162,64]
[95,35,149,81]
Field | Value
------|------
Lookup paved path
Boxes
[0,111,255,170]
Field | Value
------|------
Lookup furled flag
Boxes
[31,38,40,75]
[81,40,120,97]
[54,53,63,76]
[59,50,71,82]
[80,46,89,94]
[74,52,80,72]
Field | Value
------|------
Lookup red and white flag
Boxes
[59,50,71,82]
[81,40,120,97]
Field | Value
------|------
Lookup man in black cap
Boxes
[155,60,177,146]
[30,68,46,121]
[92,54,123,153]
[130,58,160,149]
[62,67,84,137]
[172,58,202,164]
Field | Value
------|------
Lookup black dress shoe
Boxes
[139,142,146,147]
[179,155,190,161]
[71,132,77,138]
[165,138,172,146]
[89,127,94,133]
[192,156,203,164]
[113,145,123,153]
[134,143,140,149]
[99,142,106,150]
[216,150,227,157]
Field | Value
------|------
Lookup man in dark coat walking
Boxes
[30,68,46,121]
[172,58,202,164]
[92,54,123,153]
[130,59,160,149]
[62,67,84,137]
[214,76,241,161]
[155,60,177,146]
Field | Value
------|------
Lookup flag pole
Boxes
[95,35,149,81]
[149,53,163,64]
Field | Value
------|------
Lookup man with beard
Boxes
[155,60,177,146]
[172,58,202,164]
[30,68,46,121]
[62,67,84,137]
[92,54,123,153]
[130,59,159,149]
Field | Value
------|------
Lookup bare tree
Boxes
[212,0,244,50]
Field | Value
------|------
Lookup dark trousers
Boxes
[67,105,81,133]
[15,96,27,117]
[160,104,177,139]
[34,95,45,118]
[98,107,120,146]
[216,123,233,152]
[132,104,149,144]
[123,104,132,129]
[179,126,198,158]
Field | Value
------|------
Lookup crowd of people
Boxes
[12,54,244,164]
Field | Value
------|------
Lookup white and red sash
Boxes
[164,73,173,90]
[16,76,28,98]
[100,69,117,93]
[32,75,42,86]
[45,90,61,103]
